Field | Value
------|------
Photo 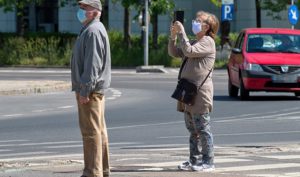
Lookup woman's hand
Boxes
[173,21,185,33]
[79,95,90,104]
[170,24,177,40]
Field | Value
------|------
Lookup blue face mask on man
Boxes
[77,9,87,23]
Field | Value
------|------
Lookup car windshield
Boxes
[247,34,300,53]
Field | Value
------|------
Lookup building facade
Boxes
[0,0,298,35]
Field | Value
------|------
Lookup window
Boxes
[247,34,300,53]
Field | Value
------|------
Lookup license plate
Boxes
[272,75,298,83]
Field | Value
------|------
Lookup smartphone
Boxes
[173,11,184,24]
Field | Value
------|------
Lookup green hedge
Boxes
[0,31,237,68]
[0,32,75,66]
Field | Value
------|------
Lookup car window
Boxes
[237,33,245,50]
[247,34,300,53]
[234,32,244,49]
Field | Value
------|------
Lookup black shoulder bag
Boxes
[171,58,213,106]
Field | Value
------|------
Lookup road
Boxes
[0,68,300,177]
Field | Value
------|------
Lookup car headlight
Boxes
[244,63,263,72]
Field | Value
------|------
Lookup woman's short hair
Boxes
[197,11,219,40]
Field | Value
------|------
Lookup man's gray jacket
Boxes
[71,19,111,97]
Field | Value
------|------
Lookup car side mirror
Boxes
[232,48,242,54]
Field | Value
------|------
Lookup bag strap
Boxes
[198,68,213,91]
[178,57,188,80]
[178,57,213,90]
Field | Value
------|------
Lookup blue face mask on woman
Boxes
[77,9,87,23]
[192,20,202,35]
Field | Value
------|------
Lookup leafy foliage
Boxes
[209,0,222,7]
[149,0,174,15]
[261,0,300,19]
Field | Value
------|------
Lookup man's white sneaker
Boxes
[178,161,192,171]
[191,163,215,172]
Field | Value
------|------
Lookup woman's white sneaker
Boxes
[178,161,192,171]
[191,163,215,172]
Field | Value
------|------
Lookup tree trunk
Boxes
[152,13,158,49]
[255,0,261,28]
[124,7,131,48]
[16,8,26,36]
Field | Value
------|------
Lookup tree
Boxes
[209,0,221,7]
[0,0,105,35]
[149,0,174,49]
[0,0,43,35]
[112,0,138,48]
[261,0,300,20]
[256,0,261,27]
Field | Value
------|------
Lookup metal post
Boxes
[292,0,295,29]
[143,0,149,66]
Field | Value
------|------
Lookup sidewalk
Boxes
[2,144,300,177]
[0,164,246,177]
[0,80,71,95]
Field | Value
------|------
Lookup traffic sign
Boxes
[288,5,299,25]
[221,0,234,21]
[221,4,234,21]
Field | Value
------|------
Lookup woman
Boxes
[168,11,219,172]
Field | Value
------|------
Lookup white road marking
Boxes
[143,147,188,151]
[0,149,12,152]
[0,151,53,157]
[0,144,15,147]
[275,116,300,120]
[120,144,186,149]
[262,155,300,160]
[32,109,54,113]
[18,141,81,146]
[108,121,183,130]
[110,154,151,157]
[284,173,300,177]
[137,168,164,171]
[0,140,28,143]
[215,111,300,123]
[216,157,253,163]
[249,174,300,177]
[2,114,24,117]
[216,163,300,172]
[57,106,74,109]
[158,130,300,139]
[109,142,140,146]
[107,97,116,100]
[0,153,83,162]
[214,107,300,123]
[116,158,149,162]
[215,131,300,137]
[45,144,82,149]
[0,141,81,148]
[158,136,186,139]
[131,158,252,167]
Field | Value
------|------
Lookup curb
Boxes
[0,83,71,95]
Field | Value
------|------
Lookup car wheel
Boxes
[240,77,249,100]
[228,78,239,97]
[294,92,300,97]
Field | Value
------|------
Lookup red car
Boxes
[227,28,300,100]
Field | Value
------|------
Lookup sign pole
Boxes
[143,0,149,66]
[292,0,294,29]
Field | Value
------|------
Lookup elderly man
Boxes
[71,0,111,177]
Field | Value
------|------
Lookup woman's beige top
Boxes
[168,31,216,114]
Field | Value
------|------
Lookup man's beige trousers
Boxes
[76,93,110,177]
